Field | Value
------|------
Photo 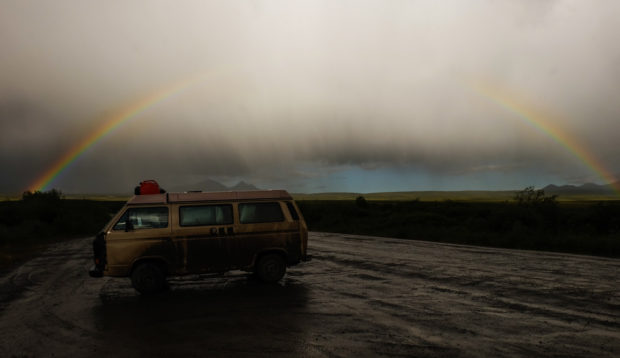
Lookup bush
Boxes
[355,196,368,208]
[514,186,558,206]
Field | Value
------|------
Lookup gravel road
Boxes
[0,232,619,357]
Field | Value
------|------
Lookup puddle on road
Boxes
[91,273,313,356]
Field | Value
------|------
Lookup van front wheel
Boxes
[131,263,166,294]
[255,254,286,283]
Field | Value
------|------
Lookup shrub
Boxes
[355,196,368,208]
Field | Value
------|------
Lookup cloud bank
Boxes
[1,0,619,193]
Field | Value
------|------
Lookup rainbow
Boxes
[472,81,620,195]
[28,74,209,192]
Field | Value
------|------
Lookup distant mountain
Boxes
[166,179,260,193]
[543,182,615,195]
[229,181,259,191]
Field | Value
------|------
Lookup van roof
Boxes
[127,190,293,205]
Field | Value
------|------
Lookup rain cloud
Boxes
[1,0,620,193]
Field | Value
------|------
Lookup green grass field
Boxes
[292,191,620,202]
[5,189,617,202]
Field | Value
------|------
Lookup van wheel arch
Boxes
[130,258,169,276]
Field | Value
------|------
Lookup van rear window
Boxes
[286,202,299,220]
[180,204,233,227]
[239,202,284,224]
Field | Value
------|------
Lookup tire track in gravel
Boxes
[305,233,620,357]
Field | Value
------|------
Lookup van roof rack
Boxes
[127,190,292,205]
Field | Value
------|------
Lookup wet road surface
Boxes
[0,232,619,357]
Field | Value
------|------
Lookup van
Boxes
[89,190,308,294]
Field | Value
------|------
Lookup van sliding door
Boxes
[174,204,234,273]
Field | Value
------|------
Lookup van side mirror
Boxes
[125,220,134,232]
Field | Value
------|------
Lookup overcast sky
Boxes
[1,0,619,194]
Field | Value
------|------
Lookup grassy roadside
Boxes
[0,191,125,271]
[297,198,620,258]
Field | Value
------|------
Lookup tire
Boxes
[131,263,166,294]
[255,254,286,283]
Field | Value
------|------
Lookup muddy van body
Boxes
[89,190,308,294]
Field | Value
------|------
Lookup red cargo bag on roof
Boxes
[134,180,165,195]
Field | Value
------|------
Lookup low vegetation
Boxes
[1,188,618,270]
[0,190,124,270]
[298,188,620,258]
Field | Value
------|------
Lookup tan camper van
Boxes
[89,190,308,294]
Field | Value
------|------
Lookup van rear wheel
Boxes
[255,254,286,283]
[131,263,166,294]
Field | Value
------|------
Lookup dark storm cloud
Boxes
[1,0,620,193]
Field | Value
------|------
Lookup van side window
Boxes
[239,202,284,224]
[179,205,233,226]
[286,202,299,221]
[113,207,168,231]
